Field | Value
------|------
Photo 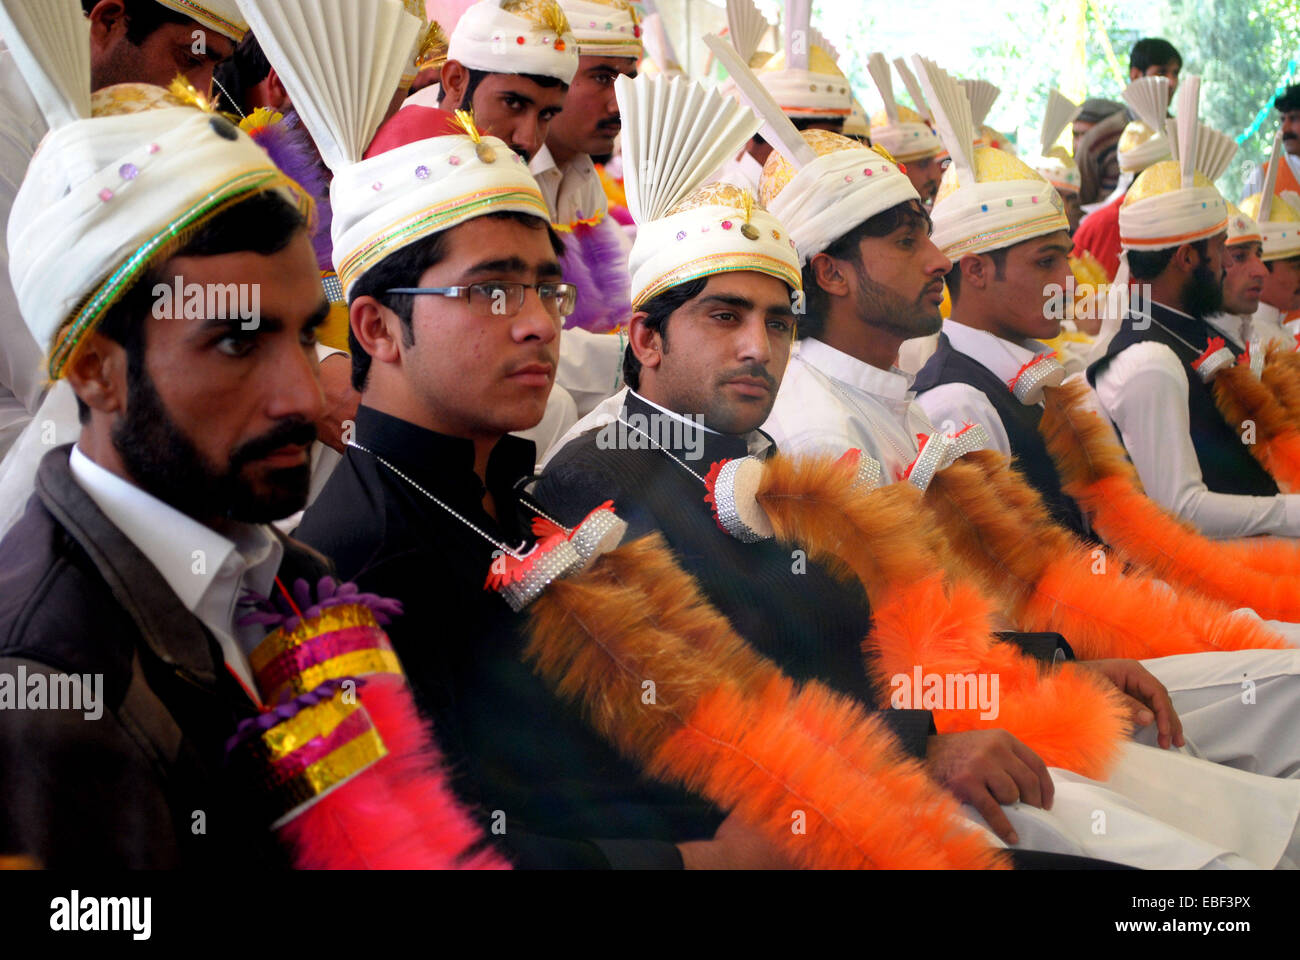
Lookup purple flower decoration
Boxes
[238,576,404,634]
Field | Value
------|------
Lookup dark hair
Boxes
[212,32,271,116]
[790,116,844,133]
[82,0,194,46]
[945,247,1009,302]
[1129,38,1182,74]
[1277,84,1300,113]
[75,190,309,422]
[346,211,565,392]
[798,199,932,338]
[621,276,708,392]
[1126,237,1211,281]
[438,67,567,108]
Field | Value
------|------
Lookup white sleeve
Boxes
[1093,341,1300,539]
[915,382,1012,456]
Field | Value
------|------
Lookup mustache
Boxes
[512,144,531,162]
[719,363,778,391]
[597,119,622,134]
[1284,132,1298,141]
[230,418,318,469]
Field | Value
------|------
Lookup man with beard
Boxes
[0,0,246,461]
[1088,122,1300,537]
[533,80,1300,868]
[760,143,951,482]
[0,38,330,865]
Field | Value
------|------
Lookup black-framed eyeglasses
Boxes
[385,281,578,318]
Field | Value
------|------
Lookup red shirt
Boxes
[1072,192,1126,280]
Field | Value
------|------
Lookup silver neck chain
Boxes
[1143,313,1216,357]
[807,355,917,465]
[616,416,713,488]
[347,441,564,561]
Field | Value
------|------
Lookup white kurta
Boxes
[1092,307,1300,538]
[0,42,52,458]
[763,337,943,481]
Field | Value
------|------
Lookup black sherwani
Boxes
[295,406,722,869]
[533,392,935,757]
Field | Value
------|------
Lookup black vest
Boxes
[1086,304,1278,496]
[914,333,1090,538]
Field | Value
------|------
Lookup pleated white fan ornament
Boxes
[915,56,976,184]
[892,56,932,123]
[617,70,801,308]
[234,0,421,175]
[1258,131,1285,223]
[0,0,91,130]
[915,54,1068,259]
[958,78,1000,130]
[867,52,900,126]
[866,51,941,161]
[1118,74,1228,252]
[714,34,918,264]
[1240,134,1300,260]
[236,0,548,295]
[619,74,760,225]
[1123,75,1171,136]
[725,0,770,65]
[807,26,838,66]
[705,33,815,169]
[1040,89,1080,157]
[1030,89,1082,194]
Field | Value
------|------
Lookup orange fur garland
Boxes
[753,453,1128,778]
[1263,343,1300,423]
[921,449,1289,655]
[1039,379,1300,620]
[1211,362,1300,492]
[525,534,1007,870]
[864,576,1128,779]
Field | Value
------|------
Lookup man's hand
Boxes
[316,352,361,454]
[1072,658,1184,749]
[924,729,1055,845]
[677,810,795,869]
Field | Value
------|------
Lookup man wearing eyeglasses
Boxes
[293,106,749,868]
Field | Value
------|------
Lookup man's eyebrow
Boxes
[536,259,563,278]
[198,314,282,335]
[500,89,535,105]
[1037,242,1073,255]
[462,257,532,276]
[303,298,332,328]
[697,293,755,310]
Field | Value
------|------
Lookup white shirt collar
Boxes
[941,319,1052,384]
[1205,312,1248,344]
[628,389,723,436]
[529,144,558,180]
[1253,301,1283,327]
[68,446,283,696]
[627,389,773,457]
[796,337,915,401]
